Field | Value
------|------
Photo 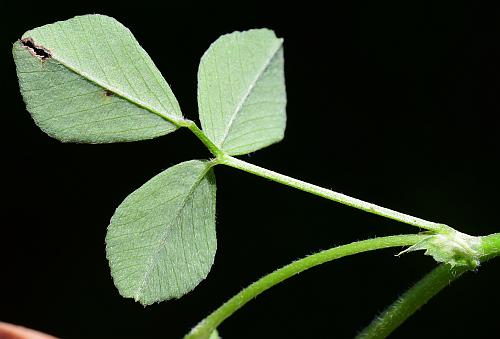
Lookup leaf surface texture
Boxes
[198,29,286,155]
[13,14,182,143]
[106,160,216,305]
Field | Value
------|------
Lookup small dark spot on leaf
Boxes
[104,90,113,97]
[20,38,52,60]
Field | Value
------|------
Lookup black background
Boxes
[2,1,499,338]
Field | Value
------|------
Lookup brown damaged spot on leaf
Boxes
[20,38,52,61]
[104,89,113,97]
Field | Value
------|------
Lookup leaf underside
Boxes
[198,29,287,156]
[14,16,289,306]
[106,160,217,305]
[12,14,182,143]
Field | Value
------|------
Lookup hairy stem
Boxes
[180,120,452,233]
[220,155,452,233]
[480,232,500,261]
[184,234,426,339]
[357,232,500,339]
[356,264,467,339]
[177,121,500,339]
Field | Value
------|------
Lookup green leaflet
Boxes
[12,14,182,143]
[198,29,286,156]
[106,160,217,305]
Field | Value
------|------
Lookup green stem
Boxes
[180,120,452,233]
[176,122,500,339]
[184,234,426,339]
[220,155,451,233]
[179,120,225,158]
[356,232,500,339]
[356,264,467,339]
[480,232,500,261]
